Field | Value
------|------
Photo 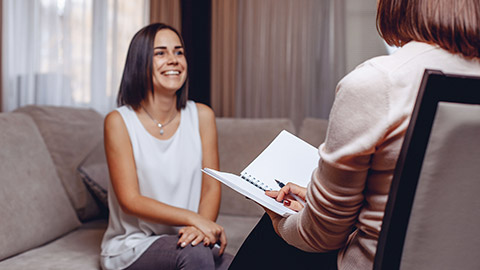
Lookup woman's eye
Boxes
[154,51,165,56]
[175,51,184,56]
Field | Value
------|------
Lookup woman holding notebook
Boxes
[99,23,232,270]
[229,0,480,269]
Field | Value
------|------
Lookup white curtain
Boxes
[2,0,149,114]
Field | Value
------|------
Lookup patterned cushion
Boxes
[78,163,109,210]
[78,140,109,213]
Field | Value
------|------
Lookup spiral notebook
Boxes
[202,130,319,217]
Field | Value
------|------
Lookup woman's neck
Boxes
[142,92,178,123]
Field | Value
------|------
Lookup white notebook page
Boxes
[240,130,319,191]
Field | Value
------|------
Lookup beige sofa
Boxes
[0,105,328,269]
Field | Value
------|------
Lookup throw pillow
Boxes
[77,140,110,212]
[78,163,109,209]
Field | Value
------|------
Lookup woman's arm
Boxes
[196,103,221,221]
[274,64,392,252]
[177,103,226,253]
[104,110,223,245]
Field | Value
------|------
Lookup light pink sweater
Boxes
[277,41,480,269]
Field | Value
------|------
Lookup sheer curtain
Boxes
[211,0,346,127]
[2,0,149,114]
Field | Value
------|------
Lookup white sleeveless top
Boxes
[100,101,203,270]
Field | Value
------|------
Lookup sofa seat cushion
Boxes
[0,228,105,270]
[216,214,262,256]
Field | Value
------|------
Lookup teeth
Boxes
[164,70,180,75]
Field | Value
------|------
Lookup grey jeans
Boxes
[125,235,233,270]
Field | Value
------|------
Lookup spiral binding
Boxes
[241,171,272,191]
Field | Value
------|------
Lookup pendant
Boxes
[158,123,164,135]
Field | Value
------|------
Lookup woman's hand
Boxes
[264,183,307,237]
[191,215,227,255]
[264,208,283,236]
[265,182,307,212]
[177,226,207,248]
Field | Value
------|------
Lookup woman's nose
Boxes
[167,54,179,65]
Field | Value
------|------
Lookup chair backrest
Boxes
[374,69,480,270]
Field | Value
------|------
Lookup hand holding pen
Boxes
[265,179,307,212]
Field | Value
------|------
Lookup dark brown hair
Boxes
[117,23,188,110]
[377,0,480,59]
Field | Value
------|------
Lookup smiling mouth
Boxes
[163,70,180,75]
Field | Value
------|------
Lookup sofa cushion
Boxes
[78,141,109,211]
[14,105,104,221]
[215,118,295,217]
[0,228,104,270]
[0,113,81,261]
[297,117,329,147]
[78,163,109,210]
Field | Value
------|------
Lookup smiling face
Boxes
[151,29,187,94]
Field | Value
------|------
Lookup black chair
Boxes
[374,69,480,270]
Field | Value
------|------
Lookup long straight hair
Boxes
[116,23,189,110]
[377,0,480,59]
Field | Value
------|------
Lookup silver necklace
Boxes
[141,105,177,135]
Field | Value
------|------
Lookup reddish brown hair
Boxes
[377,0,480,59]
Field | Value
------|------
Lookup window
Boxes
[2,0,149,114]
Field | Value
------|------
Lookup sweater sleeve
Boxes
[277,62,391,252]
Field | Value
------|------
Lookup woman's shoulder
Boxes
[104,110,124,130]
[105,106,132,130]
[340,42,428,89]
[343,41,442,89]
[337,59,391,98]
[192,102,216,133]
[193,102,215,121]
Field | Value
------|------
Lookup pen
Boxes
[274,179,306,207]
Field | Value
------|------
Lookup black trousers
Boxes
[229,213,339,270]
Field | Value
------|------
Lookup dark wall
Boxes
[181,0,211,106]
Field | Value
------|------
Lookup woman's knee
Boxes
[177,244,215,269]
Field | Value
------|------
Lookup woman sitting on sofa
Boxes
[229,0,480,269]
[100,23,232,270]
